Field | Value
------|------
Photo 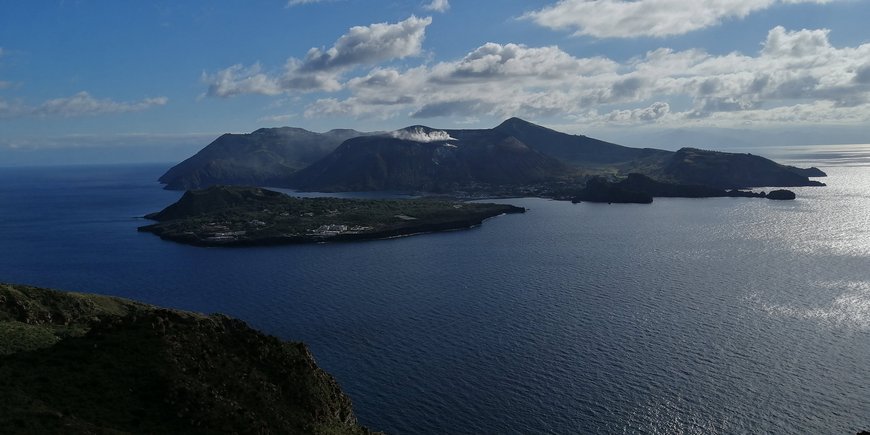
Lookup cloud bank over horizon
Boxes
[1,92,168,119]
[212,22,870,131]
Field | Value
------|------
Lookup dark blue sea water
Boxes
[1,147,868,434]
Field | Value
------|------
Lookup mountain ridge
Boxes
[159,127,373,190]
[159,118,826,194]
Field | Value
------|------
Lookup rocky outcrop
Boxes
[571,177,654,204]
[766,189,797,200]
[617,173,764,198]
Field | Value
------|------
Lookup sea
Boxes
[0,145,868,434]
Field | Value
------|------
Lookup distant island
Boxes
[0,283,376,434]
[139,185,525,247]
[158,118,826,199]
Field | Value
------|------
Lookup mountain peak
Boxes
[251,126,310,135]
[495,117,548,132]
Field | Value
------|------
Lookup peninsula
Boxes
[0,283,375,434]
[139,185,525,247]
[570,173,794,204]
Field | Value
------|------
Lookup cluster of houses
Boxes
[308,224,373,237]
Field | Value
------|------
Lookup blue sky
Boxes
[2,0,870,164]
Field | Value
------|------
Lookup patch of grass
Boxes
[0,321,60,355]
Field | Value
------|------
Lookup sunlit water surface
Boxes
[0,145,867,434]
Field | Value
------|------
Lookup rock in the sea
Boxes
[571,176,653,204]
[766,189,796,200]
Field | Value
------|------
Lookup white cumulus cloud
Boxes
[301,15,432,72]
[204,64,284,98]
[423,0,450,13]
[204,15,432,97]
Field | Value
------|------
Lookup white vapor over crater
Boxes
[390,127,456,142]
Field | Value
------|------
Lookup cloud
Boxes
[855,64,870,84]
[307,42,624,120]
[1,92,168,118]
[423,0,450,13]
[204,16,432,97]
[34,92,168,116]
[298,26,870,128]
[300,15,432,72]
[0,98,26,118]
[0,48,14,90]
[0,132,218,151]
[411,99,493,118]
[605,102,671,123]
[286,0,332,6]
[390,127,456,142]
[204,64,283,98]
[257,113,298,124]
[762,25,832,57]
[428,42,617,83]
[523,0,837,38]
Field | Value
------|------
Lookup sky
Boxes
[2,0,870,164]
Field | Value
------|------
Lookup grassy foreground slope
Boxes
[0,283,374,434]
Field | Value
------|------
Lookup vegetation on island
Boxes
[139,185,525,246]
[0,283,375,434]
